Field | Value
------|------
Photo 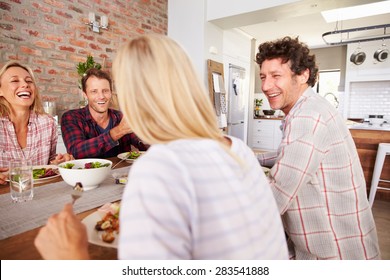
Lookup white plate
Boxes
[33,165,61,183]
[81,211,118,249]
[117,151,145,163]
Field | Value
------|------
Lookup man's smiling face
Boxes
[260,58,309,115]
[84,76,112,114]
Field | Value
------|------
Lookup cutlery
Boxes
[111,156,128,169]
[71,182,83,205]
[111,158,127,170]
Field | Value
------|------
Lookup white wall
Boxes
[168,0,206,77]
[344,40,390,119]
[168,1,256,144]
[206,0,298,21]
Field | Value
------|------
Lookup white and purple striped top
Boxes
[118,136,288,260]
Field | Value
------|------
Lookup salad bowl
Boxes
[58,158,112,191]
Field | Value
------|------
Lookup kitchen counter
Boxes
[253,116,284,120]
[349,128,390,202]
[348,122,390,131]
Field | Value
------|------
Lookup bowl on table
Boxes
[58,158,112,191]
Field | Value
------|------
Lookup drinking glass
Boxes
[9,159,33,203]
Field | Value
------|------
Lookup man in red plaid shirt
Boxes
[61,68,148,159]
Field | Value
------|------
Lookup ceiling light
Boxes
[321,1,390,23]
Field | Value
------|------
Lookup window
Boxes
[314,70,340,108]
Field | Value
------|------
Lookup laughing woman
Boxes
[0,61,72,184]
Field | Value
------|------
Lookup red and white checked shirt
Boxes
[0,111,58,167]
[258,88,380,260]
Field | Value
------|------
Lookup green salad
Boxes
[32,167,58,179]
[33,168,46,179]
[126,151,141,159]
[61,163,75,169]
[60,162,110,169]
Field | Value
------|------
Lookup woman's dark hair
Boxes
[81,68,112,92]
[255,36,318,87]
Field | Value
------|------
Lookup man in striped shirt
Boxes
[256,36,380,260]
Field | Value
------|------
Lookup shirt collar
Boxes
[83,105,116,123]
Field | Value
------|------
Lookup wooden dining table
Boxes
[0,156,130,260]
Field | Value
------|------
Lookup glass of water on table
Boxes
[9,159,34,202]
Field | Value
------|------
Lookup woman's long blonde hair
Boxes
[0,61,44,116]
[113,34,224,145]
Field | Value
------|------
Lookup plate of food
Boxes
[117,151,145,163]
[33,165,60,183]
[82,202,120,249]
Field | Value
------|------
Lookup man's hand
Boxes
[109,117,132,141]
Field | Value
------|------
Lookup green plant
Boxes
[255,98,263,107]
[76,55,101,77]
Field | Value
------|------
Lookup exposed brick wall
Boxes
[0,0,168,118]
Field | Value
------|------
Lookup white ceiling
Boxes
[239,12,390,49]
[211,0,390,49]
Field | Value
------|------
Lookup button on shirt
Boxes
[61,106,148,159]
[258,88,380,260]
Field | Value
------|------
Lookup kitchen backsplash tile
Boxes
[348,81,390,119]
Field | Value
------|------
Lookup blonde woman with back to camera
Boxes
[35,34,288,260]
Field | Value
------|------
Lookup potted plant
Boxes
[254,98,263,117]
[76,55,102,78]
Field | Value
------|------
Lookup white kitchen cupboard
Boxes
[252,119,283,151]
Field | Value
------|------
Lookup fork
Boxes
[71,182,83,205]
[111,157,127,169]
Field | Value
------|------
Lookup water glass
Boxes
[9,159,33,203]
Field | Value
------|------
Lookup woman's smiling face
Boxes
[0,66,36,109]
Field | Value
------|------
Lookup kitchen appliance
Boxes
[227,64,246,141]
[368,115,385,126]
[350,49,366,65]
[374,42,389,62]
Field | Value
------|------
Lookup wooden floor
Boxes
[372,199,390,260]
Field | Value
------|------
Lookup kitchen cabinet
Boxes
[252,119,283,151]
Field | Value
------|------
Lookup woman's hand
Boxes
[34,203,90,260]
[50,153,74,165]
[0,167,8,185]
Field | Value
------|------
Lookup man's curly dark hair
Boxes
[255,36,318,87]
